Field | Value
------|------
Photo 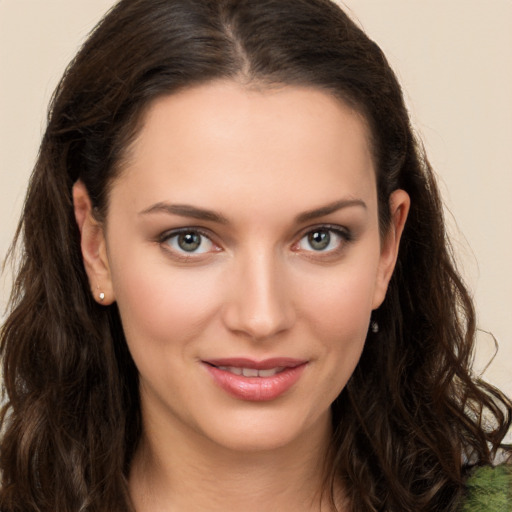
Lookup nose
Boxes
[222,250,296,341]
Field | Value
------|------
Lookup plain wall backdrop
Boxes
[1,0,511,396]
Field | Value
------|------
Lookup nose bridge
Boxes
[223,245,294,340]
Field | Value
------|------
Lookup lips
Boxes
[203,358,307,401]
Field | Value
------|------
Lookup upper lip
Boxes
[203,357,307,370]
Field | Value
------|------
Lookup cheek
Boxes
[308,271,376,394]
[108,246,223,354]
[298,257,379,338]
[293,250,381,393]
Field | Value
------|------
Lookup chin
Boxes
[197,408,332,455]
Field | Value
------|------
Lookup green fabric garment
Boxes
[459,465,512,511]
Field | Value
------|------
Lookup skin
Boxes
[73,81,409,511]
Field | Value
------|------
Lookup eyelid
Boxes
[295,223,352,242]
[158,226,212,243]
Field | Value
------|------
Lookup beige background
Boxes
[1,1,511,396]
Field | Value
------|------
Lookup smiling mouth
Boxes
[203,358,307,401]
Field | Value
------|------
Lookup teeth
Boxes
[258,367,282,377]
[217,366,242,375]
[242,367,259,377]
[216,366,284,377]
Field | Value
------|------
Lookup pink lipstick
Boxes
[203,358,307,401]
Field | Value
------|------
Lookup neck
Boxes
[129,410,342,512]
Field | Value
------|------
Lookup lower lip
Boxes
[204,364,307,401]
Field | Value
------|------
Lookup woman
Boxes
[0,0,510,510]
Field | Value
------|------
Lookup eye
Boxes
[162,229,214,254]
[297,227,348,253]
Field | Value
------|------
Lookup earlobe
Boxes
[372,189,410,309]
[72,181,115,305]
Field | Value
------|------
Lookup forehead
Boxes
[111,81,376,217]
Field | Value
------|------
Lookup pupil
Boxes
[308,230,330,250]
[178,232,201,251]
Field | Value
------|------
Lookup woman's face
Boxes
[76,81,408,453]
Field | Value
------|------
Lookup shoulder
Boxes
[459,465,512,511]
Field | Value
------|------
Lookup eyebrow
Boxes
[138,202,229,224]
[139,197,367,225]
[295,199,367,223]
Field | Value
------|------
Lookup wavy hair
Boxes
[1,0,510,510]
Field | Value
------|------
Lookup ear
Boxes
[73,180,115,305]
[372,189,410,309]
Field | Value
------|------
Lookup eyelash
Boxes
[157,224,352,260]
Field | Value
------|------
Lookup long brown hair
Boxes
[1,0,510,510]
